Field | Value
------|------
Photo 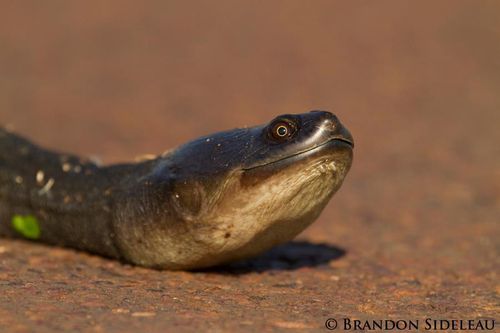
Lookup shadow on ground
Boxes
[202,241,346,274]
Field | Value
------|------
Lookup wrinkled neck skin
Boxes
[113,136,353,270]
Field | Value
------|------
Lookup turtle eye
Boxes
[269,120,297,141]
[276,124,288,137]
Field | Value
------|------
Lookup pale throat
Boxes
[207,158,345,252]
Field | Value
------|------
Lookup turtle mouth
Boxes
[243,137,353,171]
[334,137,354,148]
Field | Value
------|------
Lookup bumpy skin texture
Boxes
[0,111,354,269]
[0,128,154,259]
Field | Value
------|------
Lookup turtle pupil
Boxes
[277,126,288,136]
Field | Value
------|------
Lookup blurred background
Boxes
[1,1,499,329]
[2,0,500,264]
[1,0,499,262]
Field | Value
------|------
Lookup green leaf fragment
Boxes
[11,215,41,239]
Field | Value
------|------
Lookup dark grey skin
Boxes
[0,111,353,270]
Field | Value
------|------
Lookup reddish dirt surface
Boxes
[1,1,499,332]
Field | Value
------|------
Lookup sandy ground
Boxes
[0,1,499,332]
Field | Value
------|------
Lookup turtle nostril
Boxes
[320,118,337,132]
